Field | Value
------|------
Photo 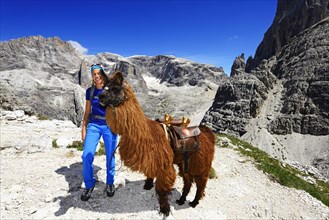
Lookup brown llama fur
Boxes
[100,71,215,216]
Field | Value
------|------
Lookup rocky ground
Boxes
[1,111,329,219]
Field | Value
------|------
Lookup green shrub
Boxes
[38,115,49,120]
[52,139,58,148]
[67,140,84,151]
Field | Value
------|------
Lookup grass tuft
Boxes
[52,139,58,148]
[65,150,75,158]
[37,115,49,120]
[209,166,217,179]
[96,142,106,156]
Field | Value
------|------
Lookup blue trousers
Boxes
[82,123,118,189]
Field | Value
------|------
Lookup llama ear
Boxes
[112,71,124,86]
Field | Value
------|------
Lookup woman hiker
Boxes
[80,64,118,201]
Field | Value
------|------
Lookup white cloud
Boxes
[68,40,88,54]
[229,35,239,40]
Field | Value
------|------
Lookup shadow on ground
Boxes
[53,162,190,216]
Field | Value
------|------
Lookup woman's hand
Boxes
[81,126,86,141]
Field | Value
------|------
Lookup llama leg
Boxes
[156,166,176,216]
[143,178,154,190]
[156,188,170,216]
[189,175,208,208]
[176,173,192,205]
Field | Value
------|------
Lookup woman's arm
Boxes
[81,100,91,141]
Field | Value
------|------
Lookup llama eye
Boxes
[104,86,109,90]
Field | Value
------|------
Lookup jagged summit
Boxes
[128,54,225,86]
[202,0,329,179]
[246,0,329,71]
[0,35,225,125]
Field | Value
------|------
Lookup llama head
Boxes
[99,71,127,107]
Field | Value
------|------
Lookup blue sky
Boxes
[0,0,277,74]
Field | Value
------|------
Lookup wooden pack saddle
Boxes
[168,125,201,153]
[158,113,201,152]
[157,114,201,172]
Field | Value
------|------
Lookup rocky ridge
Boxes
[202,0,329,179]
[230,53,246,77]
[128,55,225,86]
[0,36,225,125]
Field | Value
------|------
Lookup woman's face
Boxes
[92,69,104,85]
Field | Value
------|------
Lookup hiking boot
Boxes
[80,187,94,201]
[106,184,115,197]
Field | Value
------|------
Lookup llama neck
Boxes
[112,94,151,142]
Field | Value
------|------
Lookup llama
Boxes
[99,71,215,216]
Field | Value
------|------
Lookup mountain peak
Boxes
[247,0,329,71]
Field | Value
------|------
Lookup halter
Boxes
[103,83,129,109]
[107,96,128,108]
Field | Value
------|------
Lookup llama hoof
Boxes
[143,179,154,190]
[160,207,170,217]
[176,198,185,205]
[143,185,153,190]
[188,201,199,208]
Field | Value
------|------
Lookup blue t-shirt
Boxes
[86,87,107,125]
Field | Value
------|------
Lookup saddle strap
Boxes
[184,152,189,173]
[159,122,191,173]
[160,123,169,140]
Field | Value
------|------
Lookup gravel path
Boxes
[1,145,328,219]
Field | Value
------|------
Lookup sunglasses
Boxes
[91,63,105,69]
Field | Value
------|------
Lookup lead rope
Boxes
[108,106,125,172]
[107,106,119,172]
[107,94,130,173]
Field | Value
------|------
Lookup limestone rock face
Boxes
[203,3,329,137]
[0,36,85,125]
[202,1,329,179]
[0,36,81,74]
[1,36,225,125]
[202,73,268,136]
[247,0,329,71]
[268,18,329,135]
